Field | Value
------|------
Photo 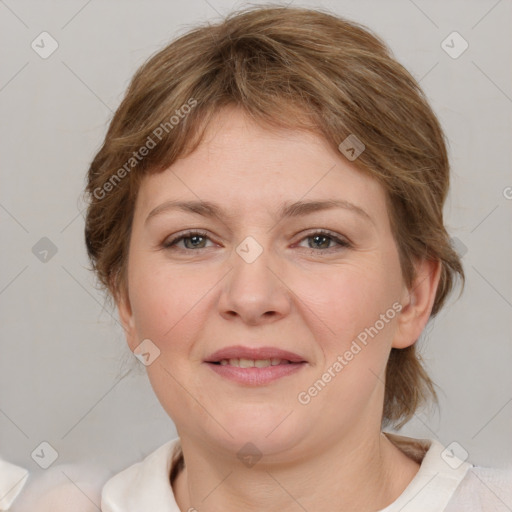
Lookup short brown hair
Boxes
[83,5,464,428]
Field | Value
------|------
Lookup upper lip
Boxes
[205,345,307,363]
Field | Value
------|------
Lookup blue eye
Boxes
[162,229,351,253]
[163,230,211,250]
[298,230,351,252]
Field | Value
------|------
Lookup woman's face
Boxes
[118,106,432,459]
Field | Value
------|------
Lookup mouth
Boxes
[205,345,307,364]
[204,346,308,386]
[210,357,302,366]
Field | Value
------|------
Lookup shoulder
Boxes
[8,439,182,512]
[444,465,512,511]
[9,462,111,512]
[382,433,512,511]
[0,459,29,510]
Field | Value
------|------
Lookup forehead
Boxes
[135,107,387,224]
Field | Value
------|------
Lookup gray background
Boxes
[1,0,511,484]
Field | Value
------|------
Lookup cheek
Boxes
[128,244,402,360]
[295,259,401,347]
[126,241,402,412]
[293,264,401,423]
[127,261,212,419]
[129,259,207,343]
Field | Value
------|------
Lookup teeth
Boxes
[218,358,290,367]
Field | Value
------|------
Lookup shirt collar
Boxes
[101,438,182,512]
[101,434,473,512]
[380,432,473,511]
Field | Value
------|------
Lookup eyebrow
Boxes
[144,198,374,226]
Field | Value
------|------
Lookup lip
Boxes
[203,345,308,386]
[205,361,306,386]
[205,345,307,364]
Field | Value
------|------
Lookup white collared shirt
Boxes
[100,432,512,511]
[0,459,29,511]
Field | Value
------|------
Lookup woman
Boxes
[83,5,511,511]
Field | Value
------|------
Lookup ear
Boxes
[116,287,139,352]
[392,258,442,349]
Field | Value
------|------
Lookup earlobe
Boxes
[392,258,442,349]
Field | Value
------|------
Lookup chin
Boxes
[207,410,302,454]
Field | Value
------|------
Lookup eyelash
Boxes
[162,229,351,254]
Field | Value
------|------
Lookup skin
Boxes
[117,105,441,511]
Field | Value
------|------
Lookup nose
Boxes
[217,240,292,326]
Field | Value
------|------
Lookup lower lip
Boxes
[205,362,307,385]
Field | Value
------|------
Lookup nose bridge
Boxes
[218,234,290,323]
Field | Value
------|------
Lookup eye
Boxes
[162,230,213,250]
[296,230,351,253]
[162,229,351,253]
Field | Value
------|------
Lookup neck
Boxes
[172,429,420,512]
